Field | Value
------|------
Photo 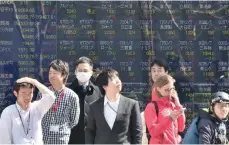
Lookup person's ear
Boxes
[13,91,18,97]
[61,73,66,78]
[210,106,213,112]
[90,70,93,75]
[103,85,107,91]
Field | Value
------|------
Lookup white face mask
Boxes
[75,72,92,83]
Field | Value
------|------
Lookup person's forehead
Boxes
[109,74,119,80]
[19,87,33,92]
[151,64,165,70]
[216,103,229,106]
[76,63,92,69]
[49,67,60,72]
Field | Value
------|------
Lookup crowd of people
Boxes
[0,57,229,144]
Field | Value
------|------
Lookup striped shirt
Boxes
[37,86,80,144]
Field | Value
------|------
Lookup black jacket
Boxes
[85,95,142,144]
[68,79,102,144]
[198,109,228,144]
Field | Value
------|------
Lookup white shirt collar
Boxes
[78,81,89,88]
[16,102,29,113]
[104,95,121,106]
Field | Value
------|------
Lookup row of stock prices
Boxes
[1,1,229,131]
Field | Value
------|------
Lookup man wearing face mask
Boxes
[69,56,102,144]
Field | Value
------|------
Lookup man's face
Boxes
[151,64,168,82]
[49,67,65,85]
[214,103,229,120]
[103,75,122,94]
[75,63,93,74]
[14,87,33,108]
[75,63,93,83]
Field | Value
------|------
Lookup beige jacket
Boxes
[141,112,148,144]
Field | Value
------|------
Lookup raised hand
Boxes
[170,90,181,107]
[169,110,183,120]
[16,77,37,85]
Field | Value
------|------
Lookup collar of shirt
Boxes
[16,102,30,114]
[78,81,89,89]
[50,86,65,95]
[104,95,121,106]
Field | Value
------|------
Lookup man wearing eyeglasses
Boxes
[69,57,102,144]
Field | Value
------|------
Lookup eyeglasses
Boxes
[164,87,175,92]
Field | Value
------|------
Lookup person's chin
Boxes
[218,114,227,120]
[24,101,31,105]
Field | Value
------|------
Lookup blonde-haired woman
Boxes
[144,74,185,144]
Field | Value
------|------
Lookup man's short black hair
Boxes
[95,68,119,96]
[75,56,93,68]
[150,58,168,72]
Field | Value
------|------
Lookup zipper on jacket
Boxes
[173,121,177,144]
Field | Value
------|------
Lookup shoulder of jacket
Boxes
[146,101,157,107]
[68,79,78,88]
[65,87,79,98]
[121,95,138,104]
[198,118,215,130]
[90,97,104,107]
[90,82,101,94]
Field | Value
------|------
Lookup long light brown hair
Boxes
[154,74,175,88]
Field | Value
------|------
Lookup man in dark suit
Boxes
[85,68,142,144]
[69,57,102,144]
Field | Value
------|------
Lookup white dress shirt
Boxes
[104,95,120,129]
[79,81,89,89]
[0,93,55,144]
[141,112,148,144]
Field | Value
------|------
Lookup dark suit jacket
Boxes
[85,95,142,144]
[69,79,102,144]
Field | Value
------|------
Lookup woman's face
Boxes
[156,81,175,97]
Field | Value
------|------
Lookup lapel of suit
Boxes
[112,95,125,131]
[99,97,112,131]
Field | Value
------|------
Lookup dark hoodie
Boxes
[198,109,228,144]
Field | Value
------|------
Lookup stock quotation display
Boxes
[0,1,229,131]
